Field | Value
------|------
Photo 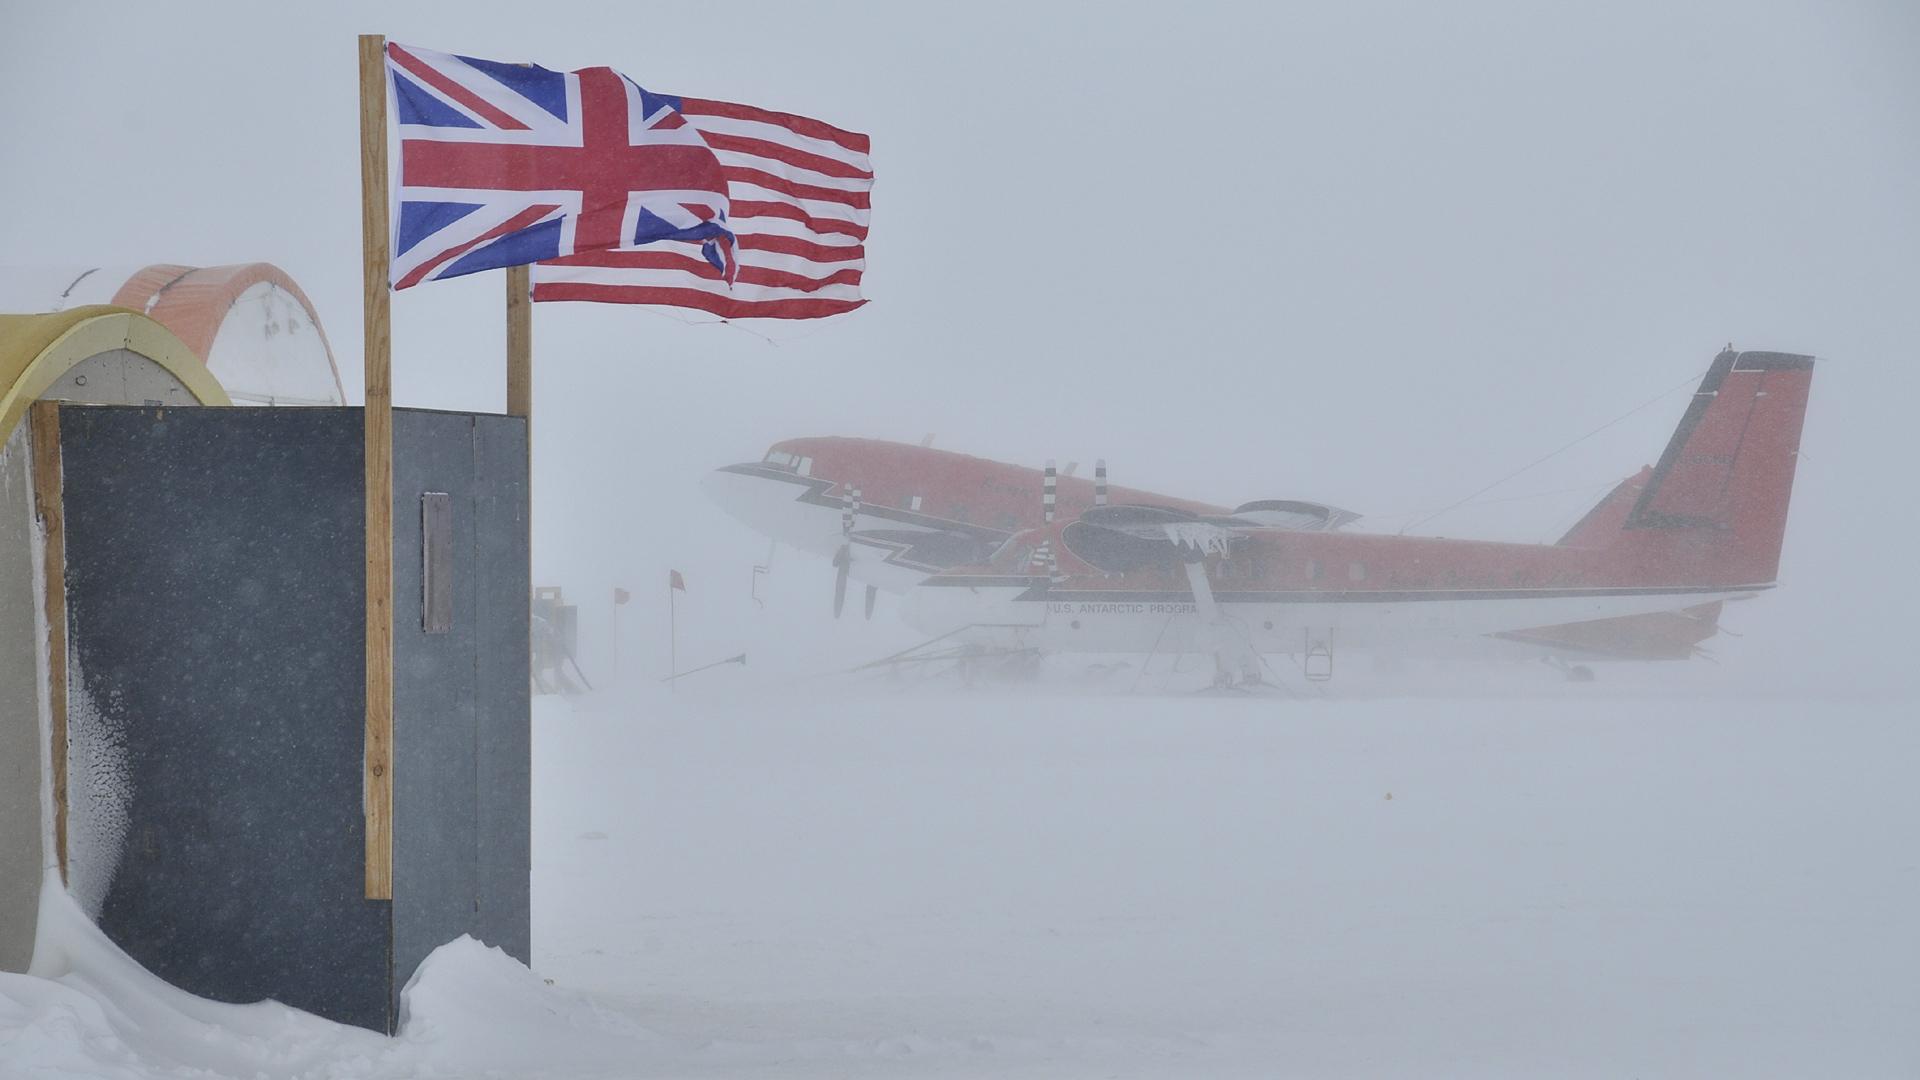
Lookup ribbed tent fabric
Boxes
[0,306,231,438]
[108,263,346,405]
[2,263,345,406]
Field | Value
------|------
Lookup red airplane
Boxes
[703,348,1813,685]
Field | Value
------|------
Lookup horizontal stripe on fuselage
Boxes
[918,577,1773,604]
[715,462,1013,542]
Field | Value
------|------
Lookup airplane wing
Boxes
[1059,502,1354,573]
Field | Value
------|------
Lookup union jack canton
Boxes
[385,42,735,290]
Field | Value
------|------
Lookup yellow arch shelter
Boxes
[0,305,231,439]
[1,305,230,974]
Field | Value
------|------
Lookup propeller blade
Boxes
[833,485,860,619]
[864,584,877,620]
[833,547,849,618]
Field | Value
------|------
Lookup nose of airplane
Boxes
[703,462,825,534]
[702,462,845,560]
[700,464,759,521]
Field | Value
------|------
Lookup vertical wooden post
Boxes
[505,266,532,769]
[29,403,68,884]
[506,265,532,420]
[358,33,395,902]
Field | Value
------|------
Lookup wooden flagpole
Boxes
[506,263,532,786]
[358,32,395,901]
[506,266,532,419]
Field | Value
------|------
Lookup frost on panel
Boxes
[63,658,132,921]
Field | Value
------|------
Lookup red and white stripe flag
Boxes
[533,97,871,320]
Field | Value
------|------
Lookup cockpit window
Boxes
[762,450,801,471]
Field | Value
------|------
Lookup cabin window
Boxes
[1306,559,1322,582]
[910,495,923,512]
[1348,562,1366,583]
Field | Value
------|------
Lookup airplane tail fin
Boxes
[1580,349,1814,586]
[1556,466,1653,548]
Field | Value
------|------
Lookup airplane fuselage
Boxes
[703,350,1811,673]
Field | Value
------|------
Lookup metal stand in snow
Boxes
[849,627,1042,687]
[660,652,748,685]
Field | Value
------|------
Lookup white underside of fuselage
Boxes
[904,582,1759,657]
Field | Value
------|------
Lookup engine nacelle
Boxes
[1231,499,1360,531]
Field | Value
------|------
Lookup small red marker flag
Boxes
[668,570,686,592]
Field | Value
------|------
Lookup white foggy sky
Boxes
[3,0,1916,689]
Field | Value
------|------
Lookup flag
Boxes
[668,570,686,592]
[533,97,871,320]
[384,42,735,290]
[613,587,631,605]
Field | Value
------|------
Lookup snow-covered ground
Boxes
[5,681,1918,1078]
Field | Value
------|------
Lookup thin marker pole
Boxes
[608,592,620,693]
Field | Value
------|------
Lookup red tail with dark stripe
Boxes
[1599,349,1815,587]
